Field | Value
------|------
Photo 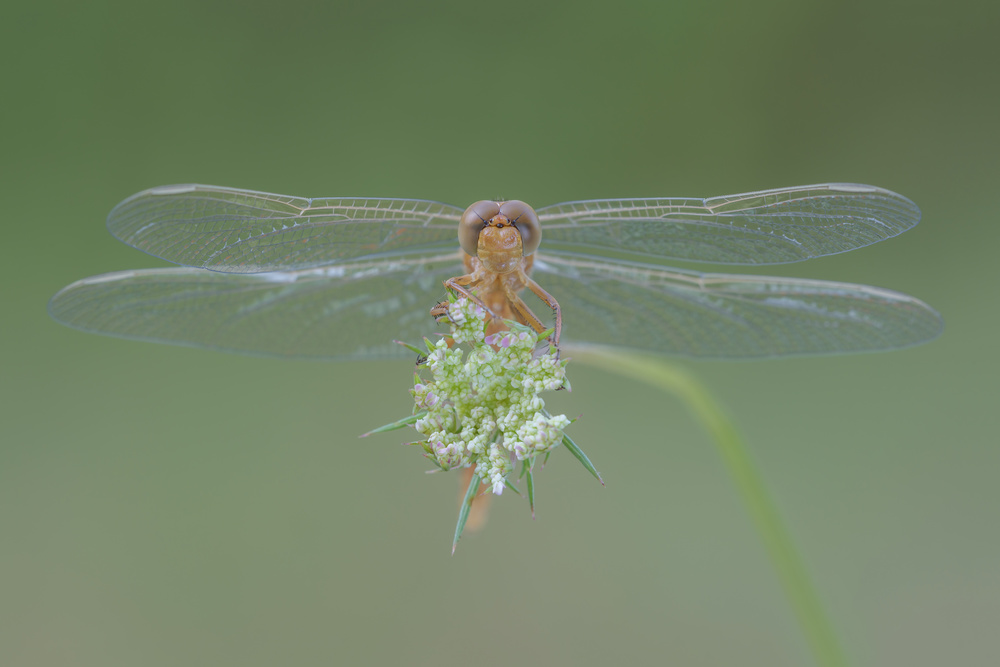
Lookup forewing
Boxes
[107,184,464,273]
[534,255,942,358]
[536,183,920,266]
[48,255,464,360]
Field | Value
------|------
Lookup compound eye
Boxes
[499,200,541,256]
[459,200,501,256]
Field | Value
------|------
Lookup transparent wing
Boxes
[49,253,942,361]
[48,254,464,361]
[106,184,464,273]
[536,183,920,266]
[534,255,943,358]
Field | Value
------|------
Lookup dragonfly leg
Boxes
[431,274,472,320]
[504,281,561,356]
[433,275,503,323]
[524,278,562,350]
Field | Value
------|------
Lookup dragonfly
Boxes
[48,183,943,360]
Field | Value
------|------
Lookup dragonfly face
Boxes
[459,200,541,274]
[48,183,943,360]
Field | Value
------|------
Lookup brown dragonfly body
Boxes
[432,199,562,350]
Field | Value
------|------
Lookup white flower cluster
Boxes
[413,297,571,495]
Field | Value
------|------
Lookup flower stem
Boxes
[572,348,847,667]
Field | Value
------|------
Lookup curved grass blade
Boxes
[573,348,847,667]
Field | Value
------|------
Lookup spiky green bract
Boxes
[393,340,426,357]
[560,432,604,486]
[360,411,427,437]
[453,472,480,554]
[526,466,535,519]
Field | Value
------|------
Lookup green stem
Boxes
[573,348,847,667]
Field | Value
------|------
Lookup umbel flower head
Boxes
[414,297,570,494]
[365,296,602,552]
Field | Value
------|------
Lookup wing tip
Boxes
[147,184,201,196]
[826,183,880,194]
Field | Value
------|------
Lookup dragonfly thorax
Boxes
[476,221,524,274]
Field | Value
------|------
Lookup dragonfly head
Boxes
[459,200,541,274]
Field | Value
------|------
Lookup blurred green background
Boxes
[2,0,997,665]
